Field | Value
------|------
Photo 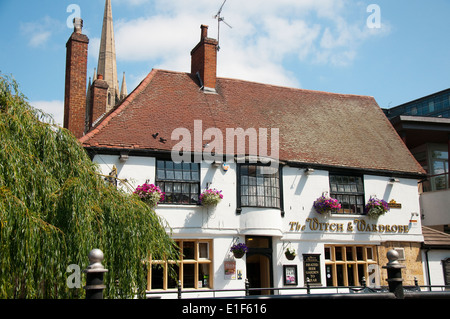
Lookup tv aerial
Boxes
[214,0,232,51]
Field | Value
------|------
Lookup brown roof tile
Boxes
[422,226,450,248]
[80,69,426,176]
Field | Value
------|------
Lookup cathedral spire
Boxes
[97,0,119,112]
[120,72,128,101]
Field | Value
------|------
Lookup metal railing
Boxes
[145,278,450,299]
[82,249,450,300]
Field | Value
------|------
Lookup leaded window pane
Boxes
[240,164,280,208]
[329,174,364,215]
[156,160,200,205]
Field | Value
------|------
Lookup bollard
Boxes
[84,248,108,299]
[382,249,405,299]
[306,277,311,294]
[245,278,250,296]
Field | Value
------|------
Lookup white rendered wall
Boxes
[422,249,450,288]
[93,154,423,293]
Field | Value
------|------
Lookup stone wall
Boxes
[378,241,424,286]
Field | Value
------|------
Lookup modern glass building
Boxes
[386,89,450,234]
[384,88,450,119]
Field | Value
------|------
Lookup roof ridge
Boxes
[129,68,376,99]
[216,75,375,99]
[79,68,159,144]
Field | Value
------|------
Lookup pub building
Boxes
[64,1,426,298]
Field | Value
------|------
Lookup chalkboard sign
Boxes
[303,254,321,285]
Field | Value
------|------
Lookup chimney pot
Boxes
[73,18,83,34]
[97,74,104,80]
[200,25,208,40]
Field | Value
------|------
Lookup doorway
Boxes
[245,236,273,295]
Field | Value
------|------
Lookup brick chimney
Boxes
[191,25,218,92]
[88,74,109,127]
[64,18,89,138]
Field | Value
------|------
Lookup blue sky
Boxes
[0,0,449,125]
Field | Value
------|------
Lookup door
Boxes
[245,236,273,295]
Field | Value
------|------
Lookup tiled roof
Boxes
[422,227,450,248]
[80,69,425,176]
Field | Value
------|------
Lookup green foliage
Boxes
[0,74,179,298]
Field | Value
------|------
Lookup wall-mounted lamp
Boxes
[212,160,223,168]
[304,168,315,175]
[119,152,129,163]
[389,177,400,183]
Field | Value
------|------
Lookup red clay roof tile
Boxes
[80,69,425,175]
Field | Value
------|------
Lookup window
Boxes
[443,258,450,289]
[148,240,213,290]
[325,245,378,287]
[429,145,449,191]
[156,160,200,204]
[329,174,364,214]
[239,164,280,208]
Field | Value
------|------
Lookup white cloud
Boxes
[96,0,391,88]
[30,100,64,126]
[20,16,64,48]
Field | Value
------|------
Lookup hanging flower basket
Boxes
[134,183,165,208]
[230,243,248,259]
[285,247,296,260]
[365,197,390,219]
[313,195,341,214]
[199,188,223,207]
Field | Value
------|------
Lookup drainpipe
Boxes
[425,248,432,291]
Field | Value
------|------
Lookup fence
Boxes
[144,279,450,300]
[84,248,450,300]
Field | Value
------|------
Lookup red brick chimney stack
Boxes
[88,74,109,128]
[191,25,218,92]
[64,18,89,138]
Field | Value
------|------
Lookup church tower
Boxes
[97,0,120,112]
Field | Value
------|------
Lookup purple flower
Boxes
[313,195,341,214]
[231,243,248,253]
[365,197,390,218]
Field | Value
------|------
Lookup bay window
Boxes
[239,164,281,209]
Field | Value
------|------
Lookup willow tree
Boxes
[0,74,179,298]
